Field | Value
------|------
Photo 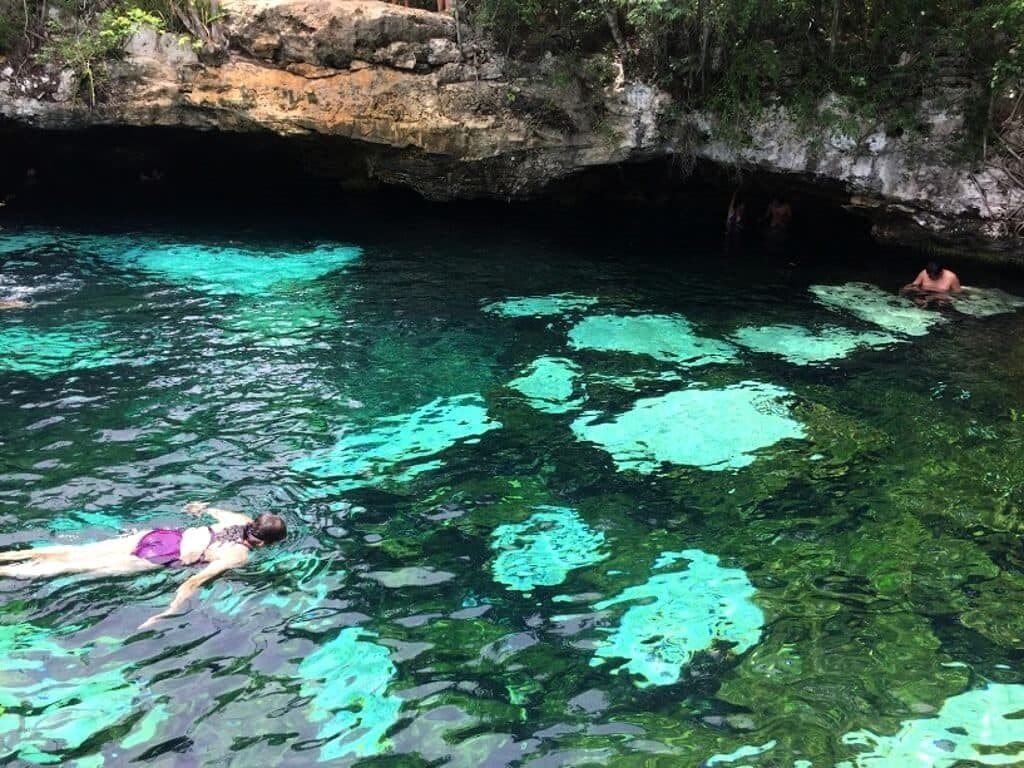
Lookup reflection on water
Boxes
[2,219,1024,766]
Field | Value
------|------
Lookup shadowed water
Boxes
[3,213,1024,767]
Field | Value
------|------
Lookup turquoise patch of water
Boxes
[810,283,945,337]
[111,241,361,295]
[0,323,120,376]
[297,627,402,763]
[491,506,607,592]
[482,293,598,318]
[951,287,1024,318]
[705,740,778,766]
[48,510,128,533]
[568,314,738,366]
[571,382,804,473]
[590,549,764,688]
[508,357,584,414]
[731,324,901,365]
[292,394,501,493]
[0,623,142,764]
[839,683,1024,767]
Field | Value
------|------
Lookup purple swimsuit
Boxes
[131,528,186,565]
[132,525,243,566]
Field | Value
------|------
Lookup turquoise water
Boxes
[3,216,1024,766]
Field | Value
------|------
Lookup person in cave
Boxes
[726,187,746,237]
[0,502,287,629]
[764,196,793,234]
[900,261,962,306]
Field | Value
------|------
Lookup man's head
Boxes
[246,514,287,547]
[926,261,942,279]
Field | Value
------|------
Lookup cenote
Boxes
[4,192,1024,768]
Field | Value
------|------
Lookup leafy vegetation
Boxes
[0,1,221,104]
[467,0,1024,148]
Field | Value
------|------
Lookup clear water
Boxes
[3,211,1024,767]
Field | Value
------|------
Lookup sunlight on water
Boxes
[568,314,738,366]
[588,550,764,688]
[490,506,606,592]
[572,382,805,472]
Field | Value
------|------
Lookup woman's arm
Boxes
[138,556,243,629]
[183,501,251,527]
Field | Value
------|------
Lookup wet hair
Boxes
[247,513,287,544]
[926,261,942,279]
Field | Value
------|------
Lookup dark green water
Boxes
[3,211,1024,767]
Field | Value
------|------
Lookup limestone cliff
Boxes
[0,0,1020,257]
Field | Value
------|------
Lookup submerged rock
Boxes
[810,283,946,337]
[108,240,361,296]
[950,287,1024,318]
[568,314,738,367]
[572,382,805,473]
[590,549,764,688]
[731,323,901,365]
[297,627,403,763]
[490,506,607,592]
[839,683,1024,767]
[292,393,501,493]
[508,356,584,414]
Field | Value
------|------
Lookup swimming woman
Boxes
[0,502,287,629]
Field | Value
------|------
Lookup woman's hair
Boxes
[248,514,287,544]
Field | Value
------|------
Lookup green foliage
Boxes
[37,3,165,105]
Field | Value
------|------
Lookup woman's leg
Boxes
[0,552,158,579]
[0,533,148,577]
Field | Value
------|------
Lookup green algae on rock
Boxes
[482,293,599,318]
[297,627,402,763]
[292,394,501,493]
[590,549,764,688]
[839,683,1024,767]
[508,357,584,414]
[568,314,738,366]
[571,382,805,473]
[0,323,121,376]
[731,324,901,365]
[491,506,607,592]
[810,283,946,337]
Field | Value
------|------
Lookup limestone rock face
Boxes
[0,0,1019,256]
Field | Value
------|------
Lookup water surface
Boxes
[2,212,1024,767]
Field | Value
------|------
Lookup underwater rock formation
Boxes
[568,314,737,367]
[572,382,805,473]
[292,393,501,493]
[508,357,584,414]
[590,549,764,688]
[490,506,607,592]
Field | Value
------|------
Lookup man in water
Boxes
[0,299,29,310]
[900,261,961,306]
[0,502,287,629]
